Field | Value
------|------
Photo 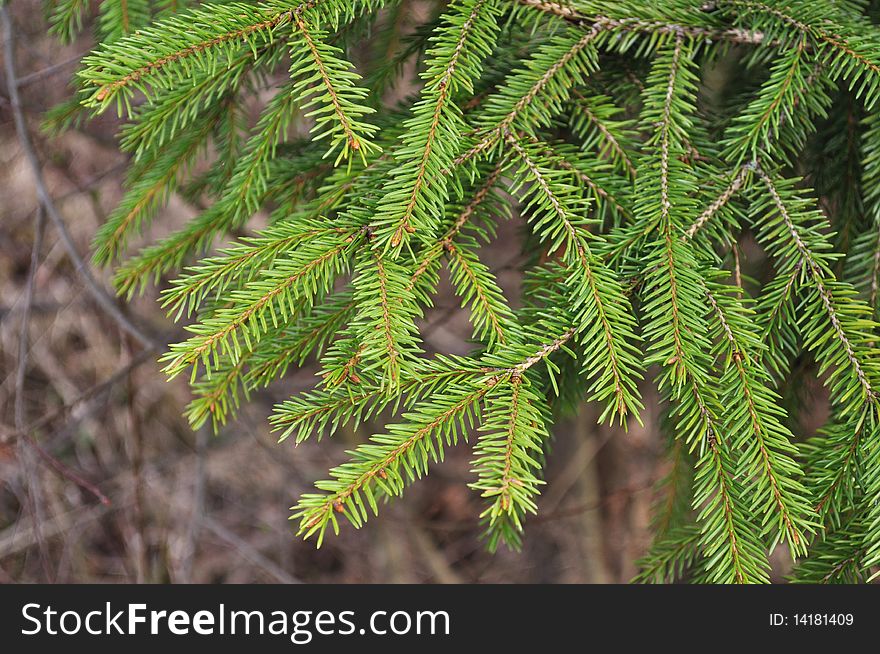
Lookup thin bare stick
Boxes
[15,51,88,87]
[21,433,111,505]
[1,346,159,445]
[519,0,768,45]
[14,204,50,578]
[408,521,465,584]
[16,441,52,579]
[124,337,148,581]
[15,207,45,431]
[179,426,209,583]
[201,516,301,584]
[0,504,109,559]
[1,6,155,349]
[684,164,752,240]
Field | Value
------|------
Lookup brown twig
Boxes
[0,345,159,445]
[124,337,149,581]
[13,201,50,579]
[15,207,45,431]
[20,433,111,506]
[519,0,768,45]
[15,51,87,87]
[201,516,301,584]
[1,5,156,349]
[179,426,209,583]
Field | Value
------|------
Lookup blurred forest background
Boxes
[0,1,805,584]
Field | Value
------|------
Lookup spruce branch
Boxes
[634,36,769,582]
[853,111,880,317]
[723,0,880,107]
[445,236,516,346]
[470,373,550,550]
[519,0,769,45]
[651,438,694,540]
[633,524,702,583]
[80,3,299,110]
[756,258,803,378]
[684,163,752,240]
[114,138,356,298]
[288,12,380,163]
[271,355,493,443]
[188,290,357,430]
[49,0,90,44]
[162,223,357,319]
[721,37,832,165]
[161,228,361,380]
[64,0,880,575]
[694,428,771,583]
[98,0,151,43]
[754,165,879,407]
[570,89,639,179]
[506,134,643,425]
[93,105,225,265]
[806,414,866,523]
[705,282,816,555]
[373,0,501,251]
[409,162,505,294]
[292,328,574,543]
[463,23,601,163]
[526,135,633,223]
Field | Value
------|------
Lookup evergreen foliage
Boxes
[59,0,880,582]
